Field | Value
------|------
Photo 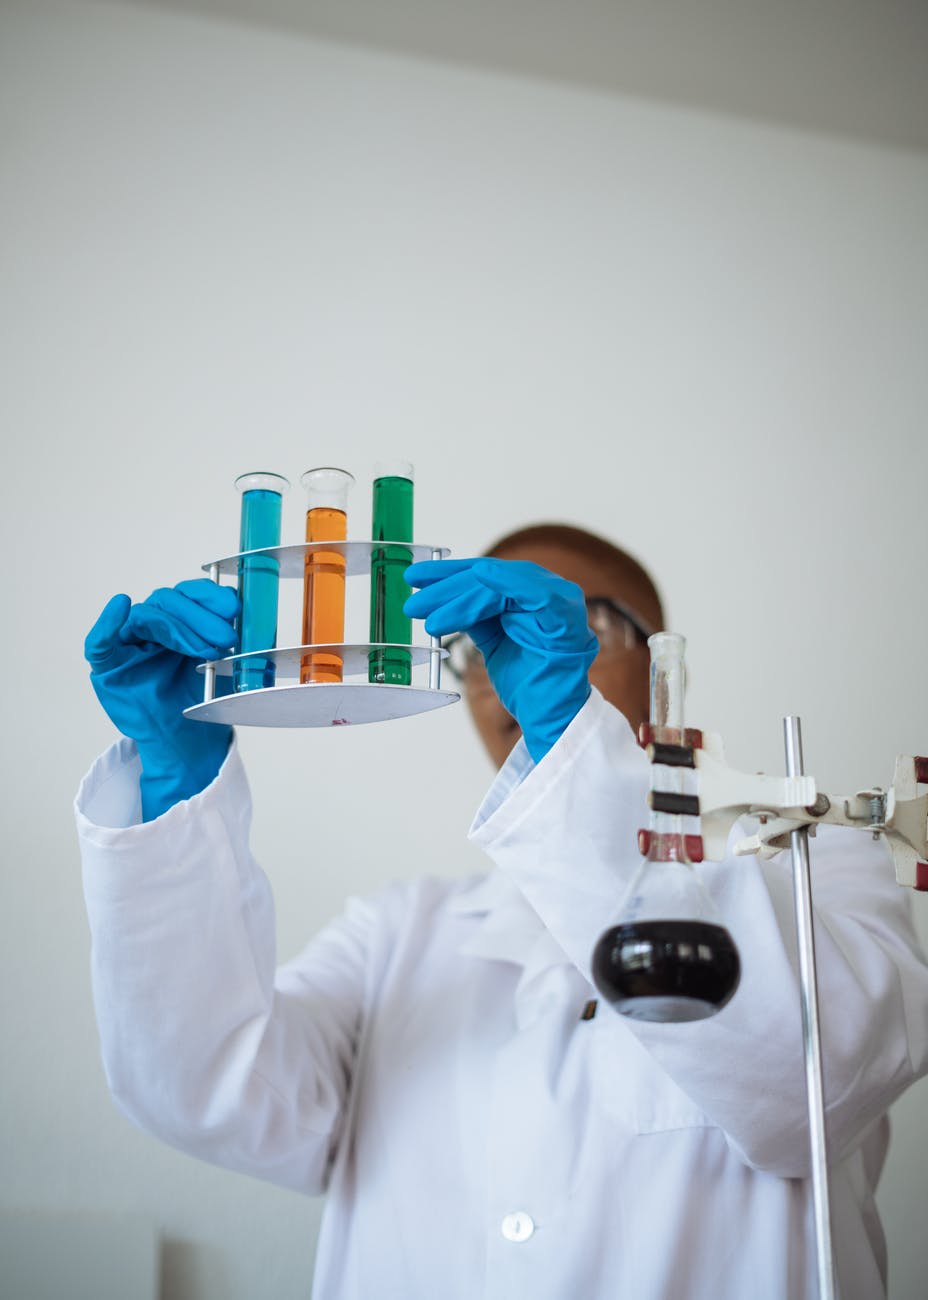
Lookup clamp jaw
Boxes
[640,726,928,890]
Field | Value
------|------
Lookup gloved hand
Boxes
[85,580,240,822]
[404,557,597,763]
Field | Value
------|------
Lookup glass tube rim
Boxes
[647,630,686,658]
[300,467,356,490]
[234,471,291,495]
[373,459,414,482]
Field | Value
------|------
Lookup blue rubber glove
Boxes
[84,580,240,822]
[404,557,598,763]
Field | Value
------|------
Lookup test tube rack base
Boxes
[185,681,459,728]
[186,540,460,728]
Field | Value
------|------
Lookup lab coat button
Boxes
[501,1211,535,1242]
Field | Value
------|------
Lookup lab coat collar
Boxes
[449,872,581,1029]
[450,871,545,961]
[447,708,607,1025]
[447,868,515,916]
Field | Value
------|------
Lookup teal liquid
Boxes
[234,489,283,692]
[369,475,413,685]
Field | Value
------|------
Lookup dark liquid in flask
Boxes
[592,919,740,1022]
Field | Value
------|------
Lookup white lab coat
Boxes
[75,690,928,1300]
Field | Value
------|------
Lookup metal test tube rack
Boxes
[184,541,459,728]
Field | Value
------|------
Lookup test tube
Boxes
[300,468,354,684]
[233,472,289,693]
[649,632,686,735]
[368,460,414,686]
[646,632,688,861]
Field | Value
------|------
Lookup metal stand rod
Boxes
[204,562,220,704]
[783,716,836,1300]
[428,547,442,690]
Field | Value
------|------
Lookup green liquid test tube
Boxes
[369,461,414,685]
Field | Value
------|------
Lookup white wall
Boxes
[2,1,927,1296]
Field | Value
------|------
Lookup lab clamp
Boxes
[634,721,928,889]
[591,631,928,1300]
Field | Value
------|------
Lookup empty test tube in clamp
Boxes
[644,632,692,861]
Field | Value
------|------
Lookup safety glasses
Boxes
[443,596,656,683]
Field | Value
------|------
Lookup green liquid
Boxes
[369,475,413,685]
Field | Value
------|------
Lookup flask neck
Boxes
[638,828,705,865]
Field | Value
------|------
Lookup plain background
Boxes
[2,1,927,1296]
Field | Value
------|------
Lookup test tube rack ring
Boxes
[183,540,460,728]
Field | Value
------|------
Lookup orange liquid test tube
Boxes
[300,469,354,684]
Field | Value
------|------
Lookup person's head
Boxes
[453,523,664,769]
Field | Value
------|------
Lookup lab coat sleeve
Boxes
[75,736,374,1195]
[469,689,928,1178]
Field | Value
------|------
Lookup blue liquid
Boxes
[234,489,283,693]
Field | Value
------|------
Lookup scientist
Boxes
[77,523,928,1300]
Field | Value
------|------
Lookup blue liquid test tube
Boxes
[233,472,289,693]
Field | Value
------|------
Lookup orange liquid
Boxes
[301,507,347,684]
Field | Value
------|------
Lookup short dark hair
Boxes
[484,521,665,628]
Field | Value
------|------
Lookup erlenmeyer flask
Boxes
[591,633,741,1022]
